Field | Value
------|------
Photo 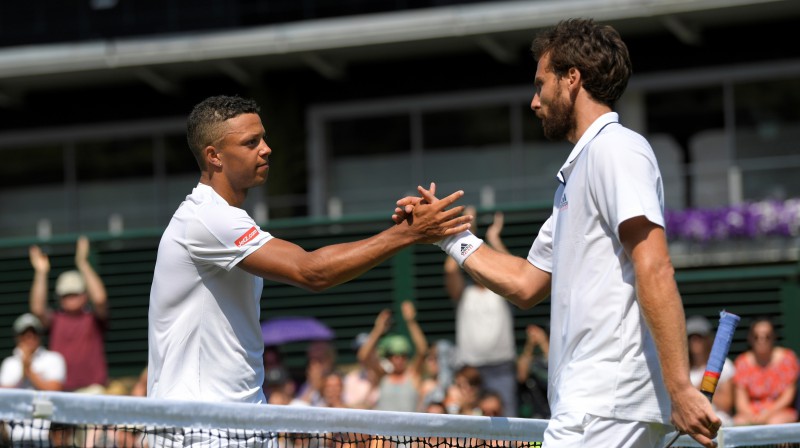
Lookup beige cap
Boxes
[13,313,43,335]
[55,270,86,296]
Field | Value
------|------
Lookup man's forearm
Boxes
[636,266,692,394]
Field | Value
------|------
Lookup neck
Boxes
[199,173,246,207]
[754,350,772,366]
[568,95,613,144]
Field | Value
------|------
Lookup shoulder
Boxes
[38,348,65,364]
[590,125,653,160]
[775,347,800,365]
[734,351,753,367]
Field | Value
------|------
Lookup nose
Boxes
[530,93,540,111]
[259,139,271,156]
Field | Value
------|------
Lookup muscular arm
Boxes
[461,245,551,310]
[620,216,719,447]
[241,189,469,292]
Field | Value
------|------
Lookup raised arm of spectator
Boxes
[517,325,548,383]
[75,236,109,320]
[401,300,429,377]
[485,211,511,255]
[358,309,393,379]
[28,245,53,326]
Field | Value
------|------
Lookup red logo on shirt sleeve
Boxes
[235,226,260,247]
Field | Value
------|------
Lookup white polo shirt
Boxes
[456,285,516,366]
[0,346,66,388]
[148,183,273,403]
[527,112,671,424]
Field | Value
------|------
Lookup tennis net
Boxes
[2,389,800,448]
[1,389,545,447]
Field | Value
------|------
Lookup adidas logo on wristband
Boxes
[436,231,484,267]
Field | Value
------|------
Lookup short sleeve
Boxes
[0,358,15,387]
[527,215,554,273]
[44,352,67,383]
[186,204,273,271]
[780,349,800,384]
[589,133,665,240]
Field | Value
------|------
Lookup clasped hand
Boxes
[393,182,472,243]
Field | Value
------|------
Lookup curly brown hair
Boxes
[531,18,632,109]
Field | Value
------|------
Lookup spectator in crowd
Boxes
[295,340,338,406]
[130,367,148,398]
[29,236,109,392]
[733,316,800,425]
[263,345,284,371]
[425,401,447,414]
[0,313,65,391]
[342,332,380,409]
[359,301,428,413]
[444,365,483,415]
[443,207,517,417]
[264,366,299,405]
[319,372,346,408]
[516,324,550,419]
[0,314,68,446]
[686,315,735,426]
[418,339,456,410]
[478,391,505,417]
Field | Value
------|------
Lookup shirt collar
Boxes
[556,112,619,184]
[13,346,43,358]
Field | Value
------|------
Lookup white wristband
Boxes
[435,231,484,267]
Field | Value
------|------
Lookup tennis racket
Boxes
[663,310,741,448]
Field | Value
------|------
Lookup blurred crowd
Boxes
[3,224,800,427]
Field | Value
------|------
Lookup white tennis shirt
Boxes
[148,183,273,403]
[527,112,672,423]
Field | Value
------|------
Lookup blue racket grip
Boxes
[700,310,740,397]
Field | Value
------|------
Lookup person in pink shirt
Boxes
[29,236,109,392]
[733,316,799,425]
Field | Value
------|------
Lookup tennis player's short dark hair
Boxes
[186,95,260,170]
[531,18,632,109]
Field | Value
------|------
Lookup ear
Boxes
[566,67,581,91]
[205,146,222,169]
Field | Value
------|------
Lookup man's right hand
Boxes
[401,184,471,244]
[670,384,722,448]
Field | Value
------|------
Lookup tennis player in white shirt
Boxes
[395,19,720,448]
[148,95,471,407]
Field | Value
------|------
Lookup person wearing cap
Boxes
[686,315,736,427]
[1,314,68,446]
[358,300,429,412]
[0,313,66,391]
[28,236,109,392]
